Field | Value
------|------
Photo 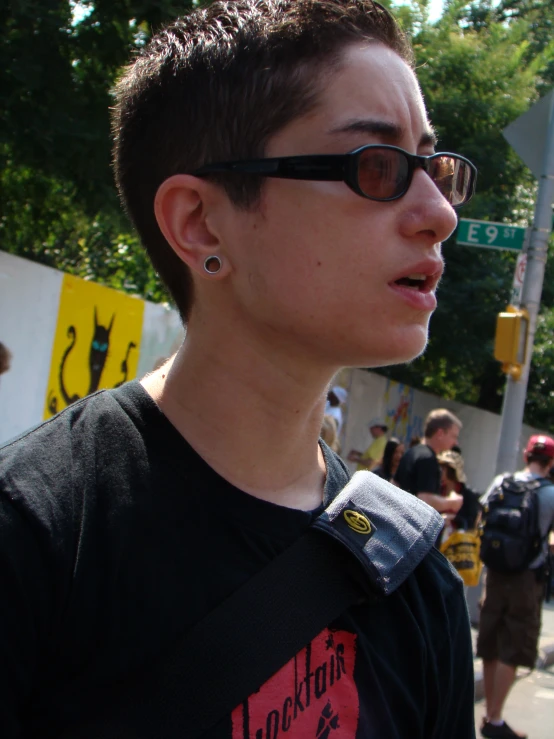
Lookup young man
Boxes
[348,418,388,471]
[0,2,478,737]
[394,408,464,515]
[477,435,554,739]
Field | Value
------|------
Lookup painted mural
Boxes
[0,251,184,444]
[383,378,424,444]
[44,275,144,418]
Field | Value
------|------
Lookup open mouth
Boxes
[393,273,430,291]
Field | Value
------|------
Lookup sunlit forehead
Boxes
[326,43,434,151]
[328,118,437,151]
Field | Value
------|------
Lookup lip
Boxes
[388,258,444,312]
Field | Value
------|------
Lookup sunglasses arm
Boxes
[194,155,346,181]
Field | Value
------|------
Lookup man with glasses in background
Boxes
[0,2,477,737]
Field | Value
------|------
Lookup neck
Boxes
[423,436,440,455]
[526,462,549,477]
[141,322,338,511]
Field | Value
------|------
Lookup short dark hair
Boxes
[526,452,553,470]
[112,0,413,320]
[424,408,462,439]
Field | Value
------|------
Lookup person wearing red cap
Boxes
[477,434,554,739]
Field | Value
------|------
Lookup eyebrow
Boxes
[328,119,438,148]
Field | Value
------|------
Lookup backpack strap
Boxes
[316,470,444,595]
[64,472,443,739]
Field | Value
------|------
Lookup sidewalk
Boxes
[473,601,554,701]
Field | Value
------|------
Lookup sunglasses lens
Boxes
[357,148,409,200]
[428,155,473,206]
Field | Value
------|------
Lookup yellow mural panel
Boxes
[384,379,420,443]
[44,274,145,418]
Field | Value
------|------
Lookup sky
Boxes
[394,0,446,23]
[428,0,445,22]
[70,1,448,27]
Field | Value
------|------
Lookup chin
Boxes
[359,325,429,368]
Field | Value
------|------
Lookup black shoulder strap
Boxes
[66,473,442,739]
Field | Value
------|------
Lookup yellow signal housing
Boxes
[494,305,529,380]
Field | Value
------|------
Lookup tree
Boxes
[1,1,193,301]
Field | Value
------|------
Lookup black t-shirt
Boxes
[0,383,475,738]
[394,444,441,496]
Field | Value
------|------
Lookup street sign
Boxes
[456,219,526,251]
[510,253,527,305]
[502,89,554,179]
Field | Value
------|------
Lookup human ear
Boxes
[154,174,229,279]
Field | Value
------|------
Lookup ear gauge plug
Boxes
[203,256,222,274]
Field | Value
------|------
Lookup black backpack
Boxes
[480,474,548,573]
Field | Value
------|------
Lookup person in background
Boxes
[437,450,481,530]
[394,408,463,516]
[348,417,388,471]
[409,435,422,448]
[324,385,348,434]
[320,414,341,454]
[476,434,554,739]
[373,437,405,483]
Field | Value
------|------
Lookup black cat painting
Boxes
[47,308,136,415]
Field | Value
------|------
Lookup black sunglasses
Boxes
[193,144,477,207]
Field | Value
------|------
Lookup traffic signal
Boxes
[494,306,529,380]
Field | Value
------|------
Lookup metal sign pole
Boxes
[495,96,554,475]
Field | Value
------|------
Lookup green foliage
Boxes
[527,306,554,429]
[0,0,191,303]
[0,143,168,302]
[1,0,189,208]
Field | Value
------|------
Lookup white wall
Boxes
[340,368,547,493]
[0,253,63,442]
[136,301,185,377]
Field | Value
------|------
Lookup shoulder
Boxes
[406,546,467,626]
[370,435,387,452]
[414,445,436,462]
[416,545,464,593]
[0,383,146,535]
[396,446,416,467]
[406,445,437,473]
[480,473,505,504]
[538,478,554,495]
[537,480,554,518]
[398,445,433,464]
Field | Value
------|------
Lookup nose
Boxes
[399,168,459,244]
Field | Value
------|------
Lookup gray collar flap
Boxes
[312,471,444,596]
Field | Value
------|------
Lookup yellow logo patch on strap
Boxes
[343,510,372,535]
